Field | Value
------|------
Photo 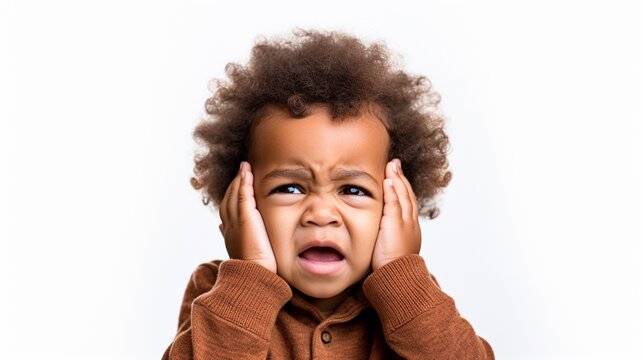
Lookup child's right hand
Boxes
[218,161,277,273]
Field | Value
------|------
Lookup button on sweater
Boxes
[162,255,494,359]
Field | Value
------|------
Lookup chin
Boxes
[299,287,346,299]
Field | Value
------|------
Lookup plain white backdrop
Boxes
[1,0,641,359]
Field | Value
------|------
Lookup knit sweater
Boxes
[162,254,494,359]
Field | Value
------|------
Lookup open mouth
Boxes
[297,246,345,275]
[298,246,345,262]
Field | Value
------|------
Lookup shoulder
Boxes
[188,260,225,293]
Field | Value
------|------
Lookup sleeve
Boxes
[162,260,292,360]
[362,255,495,360]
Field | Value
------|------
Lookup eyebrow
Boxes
[262,168,313,182]
[261,167,379,186]
[330,168,379,185]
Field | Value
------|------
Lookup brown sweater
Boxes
[162,255,494,359]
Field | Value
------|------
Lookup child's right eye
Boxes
[269,184,304,195]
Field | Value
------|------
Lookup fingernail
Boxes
[385,178,393,187]
[394,159,402,172]
[391,162,398,174]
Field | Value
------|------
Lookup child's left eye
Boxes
[339,186,370,196]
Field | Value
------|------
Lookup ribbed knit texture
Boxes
[195,260,291,340]
[163,256,494,359]
[362,254,449,334]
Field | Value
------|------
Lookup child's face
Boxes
[249,105,389,300]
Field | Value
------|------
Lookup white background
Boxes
[1,0,641,359]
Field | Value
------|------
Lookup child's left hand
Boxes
[372,159,421,271]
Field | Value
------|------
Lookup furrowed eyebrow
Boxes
[330,168,379,186]
[262,168,313,182]
[261,167,379,186]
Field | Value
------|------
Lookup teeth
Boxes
[299,247,343,262]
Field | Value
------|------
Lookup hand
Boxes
[218,161,277,273]
[372,159,421,271]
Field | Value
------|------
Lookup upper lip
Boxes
[297,240,345,258]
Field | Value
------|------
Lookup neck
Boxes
[301,286,356,319]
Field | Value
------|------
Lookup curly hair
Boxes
[190,30,451,218]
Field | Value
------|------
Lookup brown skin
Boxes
[192,31,452,219]
[218,106,421,317]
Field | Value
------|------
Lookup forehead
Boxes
[248,105,390,169]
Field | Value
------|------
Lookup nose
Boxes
[300,194,342,227]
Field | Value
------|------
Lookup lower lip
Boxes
[296,256,345,276]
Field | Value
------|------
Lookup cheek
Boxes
[256,203,298,249]
[346,206,383,247]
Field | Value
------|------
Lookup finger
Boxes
[382,177,402,219]
[224,163,243,225]
[387,160,412,221]
[237,162,258,220]
[219,176,233,225]
[393,159,419,220]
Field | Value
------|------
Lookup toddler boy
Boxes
[163,30,494,359]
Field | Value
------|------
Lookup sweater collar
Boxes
[288,285,371,323]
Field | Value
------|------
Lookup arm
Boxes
[368,160,493,359]
[363,255,494,359]
[162,260,291,360]
[164,162,289,359]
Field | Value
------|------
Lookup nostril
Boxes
[305,218,341,227]
[301,198,342,226]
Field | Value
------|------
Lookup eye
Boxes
[269,184,304,195]
[339,186,371,197]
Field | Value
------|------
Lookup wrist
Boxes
[250,258,277,273]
